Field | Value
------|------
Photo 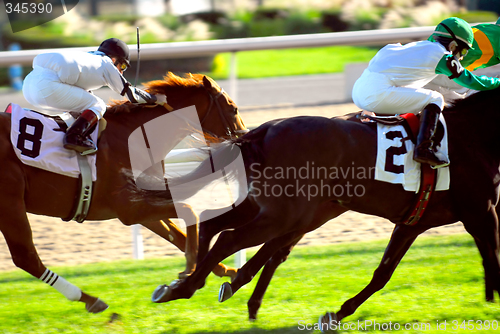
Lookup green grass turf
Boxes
[0,233,498,333]
[208,46,379,79]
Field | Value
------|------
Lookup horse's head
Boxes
[143,73,248,140]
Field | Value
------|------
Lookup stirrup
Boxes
[64,137,97,155]
[80,148,98,156]
[430,160,450,169]
[413,151,449,169]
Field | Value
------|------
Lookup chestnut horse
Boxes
[0,73,246,313]
[145,87,500,325]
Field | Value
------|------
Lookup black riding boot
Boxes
[413,104,449,168]
[63,109,99,155]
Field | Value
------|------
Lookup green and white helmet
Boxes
[431,17,474,49]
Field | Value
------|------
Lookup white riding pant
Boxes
[352,70,445,115]
[23,66,106,119]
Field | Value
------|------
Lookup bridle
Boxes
[198,88,248,139]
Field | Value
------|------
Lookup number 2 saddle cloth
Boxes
[373,113,450,192]
[6,103,98,181]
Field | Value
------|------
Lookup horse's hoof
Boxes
[152,284,171,303]
[152,279,182,303]
[218,282,233,302]
[318,312,338,333]
[86,298,109,313]
[169,279,182,288]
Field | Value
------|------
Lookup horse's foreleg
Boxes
[141,219,198,279]
[1,212,107,313]
[197,197,258,280]
[157,210,293,302]
[142,218,235,280]
[322,224,429,324]
[183,223,198,279]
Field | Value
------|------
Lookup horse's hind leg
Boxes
[246,235,303,320]
[219,232,303,304]
[0,210,107,313]
[223,203,345,319]
[320,223,429,324]
[463,209,500,302]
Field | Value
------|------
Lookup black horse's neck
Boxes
[444,87,500,177]
[444,87,500,139]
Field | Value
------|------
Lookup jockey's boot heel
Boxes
[413,104,449,168]
[63,109,99,155]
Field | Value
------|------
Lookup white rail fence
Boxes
[0,26,441,267]
[0,26,437,104]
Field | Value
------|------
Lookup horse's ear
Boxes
[203,75,219,94]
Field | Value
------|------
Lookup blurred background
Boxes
[0,0,498,89]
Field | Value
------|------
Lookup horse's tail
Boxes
[126,121,272,205]
[165,122,272,202]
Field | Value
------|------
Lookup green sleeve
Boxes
[435,55,500,91]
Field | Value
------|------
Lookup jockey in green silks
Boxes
[353,17,500,168]
[462,18,500,71]
[426,18,500,99]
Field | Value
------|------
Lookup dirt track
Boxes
[0,103,465,272]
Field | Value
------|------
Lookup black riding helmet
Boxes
[98,38,130,70]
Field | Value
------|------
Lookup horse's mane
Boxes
[106,72,206,115]
[445,86,500,114]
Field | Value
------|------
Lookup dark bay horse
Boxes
[146,86,500,324]
[0,73,246,313]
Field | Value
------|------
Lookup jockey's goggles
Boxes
[114,60,129,72]
[438,22,470,58]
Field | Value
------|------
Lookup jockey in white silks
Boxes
[352,17,500,168]
[22,38,167,155]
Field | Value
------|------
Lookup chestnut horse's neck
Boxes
[99,86,213,175]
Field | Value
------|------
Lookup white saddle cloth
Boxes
[8,103,98,181]
[374,114,450,192]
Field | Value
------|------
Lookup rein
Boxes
[199,88,247,139]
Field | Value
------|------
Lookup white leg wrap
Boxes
[40,269,82,301]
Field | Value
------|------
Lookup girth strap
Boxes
[402,163,437,225]
[63,154,93,223]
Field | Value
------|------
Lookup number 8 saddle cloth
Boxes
[7,103,98,181]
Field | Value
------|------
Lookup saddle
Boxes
[358,111,445,147]
[358,111,443,226]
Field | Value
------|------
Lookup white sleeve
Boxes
[102,62,129,95]
[102,62,157,104]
